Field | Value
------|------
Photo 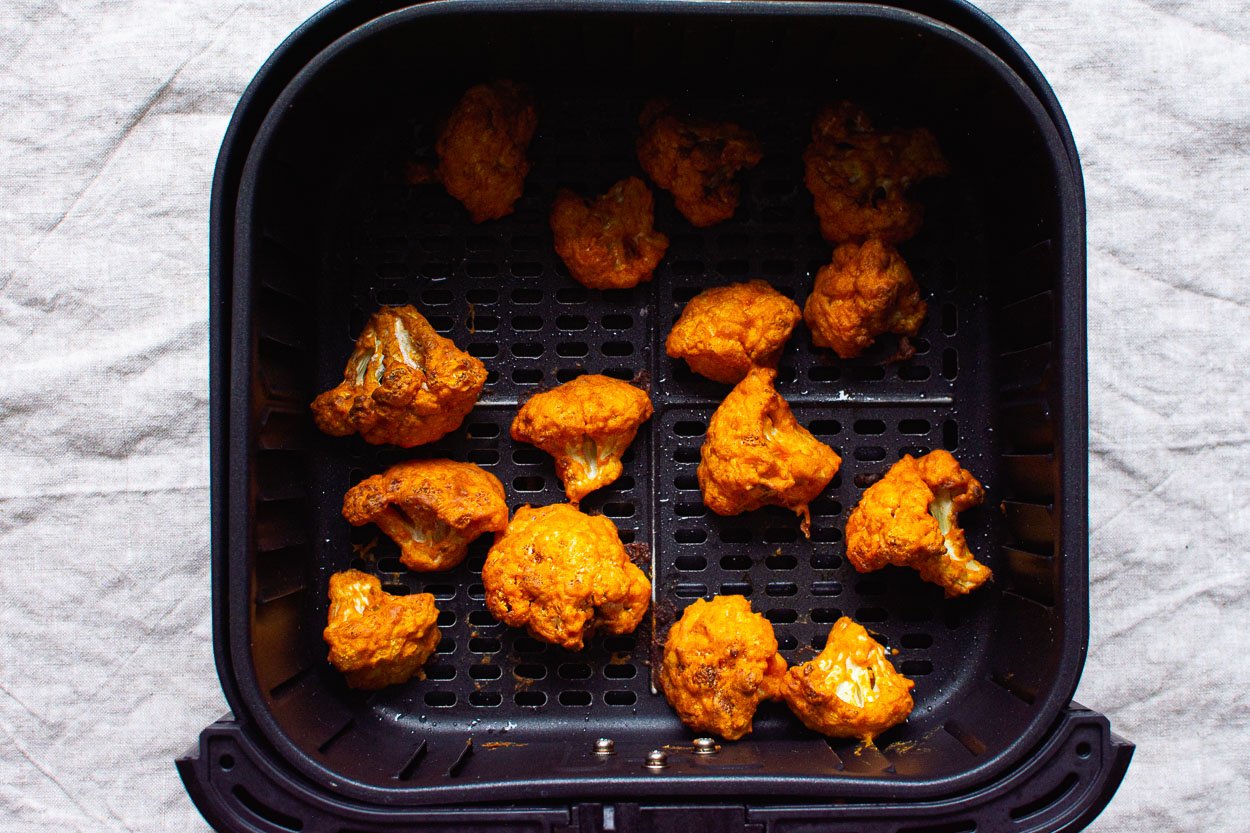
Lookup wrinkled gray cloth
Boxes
[0,1,1245,830]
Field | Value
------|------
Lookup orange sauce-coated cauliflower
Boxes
[482,504,651,650]
[845,450,991,597]
[804,238,927,359]
[550,177,669,290]
[436,80,537,223]
[311,305,487,448]
[782,617,915,742]
[637,99,763,228]
[803,101,948,244]
[698,368,841,536]
[660,596,788,741]
[511,375,653,504]
[322,570,441,690]
[666,279,802,384]
[341,459,508,572]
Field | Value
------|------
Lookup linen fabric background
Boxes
[0,1,1246,830]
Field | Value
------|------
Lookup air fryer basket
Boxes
[183,1,1131,827]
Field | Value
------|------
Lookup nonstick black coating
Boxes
[228,2,1087,805]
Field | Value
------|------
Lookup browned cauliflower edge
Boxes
[659,595,788,741]
[550,177,670,290]
[322,569,441,690]
[666,279,802,384]
[698,368,841,536]
[310,304,487,448]
[511,375,653,504]
[436,80,537,223]
[782,617,915,742]
[481,503,651,650]
[803,101,949,245]
[637,98,763,228]
[845,449,991,597]
[341,459,508,572]
[804,238,927,360]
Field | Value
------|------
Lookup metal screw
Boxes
[644,749,668,770]
[593,738,615,755]
[693,737,718,755]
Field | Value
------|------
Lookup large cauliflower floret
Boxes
[845,450,990,597]
[803,101,949,244]
[511,375,653,504]
[804,238,927,359]
[698,368,841,536]
[341,459,508,572]
[322,570,441,690]
[550,177,670,290]
[482,504,651,650]
[782,617,915,742]
[637,98,763,228]
[435,80,537,223]
[659,596,788,741]
[311,305,487,448]
[666,279,802,384]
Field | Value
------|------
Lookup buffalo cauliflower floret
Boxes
[845,450,990,597]
[637,98,763,227]
[666,279,802,384]
[322,570,441,690]
[804,101,948,244]
[804,238,927,359]
[510,375,653,503]
[698,368,841,536]
[782,617,915,742]
[550,177,670,290]
[341,459,508,572]
[660,596,788,741]
[435,80,537,222]
[482,503,651,650]
[311,305,487,448]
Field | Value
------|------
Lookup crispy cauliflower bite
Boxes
[698,368,841,535]
[637,99,763,228]
[804,101,949,245]
[482,504,651,650]
[804,238,927,359]
[511,375,653,503]
[436,80,537,223]
[845,450,991,597]
[323,570,441,690]
[311,305,487,448]
[666,280,802,384]
[550,177,670,290]
[782,617,914,742]
[341,460,508,572]
[660,596,788,741]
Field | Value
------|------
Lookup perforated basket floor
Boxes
[300,87,999,741]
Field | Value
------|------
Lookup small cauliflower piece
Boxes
[698,368,841,536]
[311,305,487,448]
[660,596,788,741]
[804,238,927,359]
[322,570,441,690]
[511,375,653,503]
[637,98,763,227]
[666,280,802,384]
[804,101,949,245]
[782,617,915,742]
[550,177,669,290]
[482,503,651,650]
[845,450,990,597]
[436,80,537,222]
[341,459,508,572]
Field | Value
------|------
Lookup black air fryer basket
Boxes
[180,2,1133,830]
